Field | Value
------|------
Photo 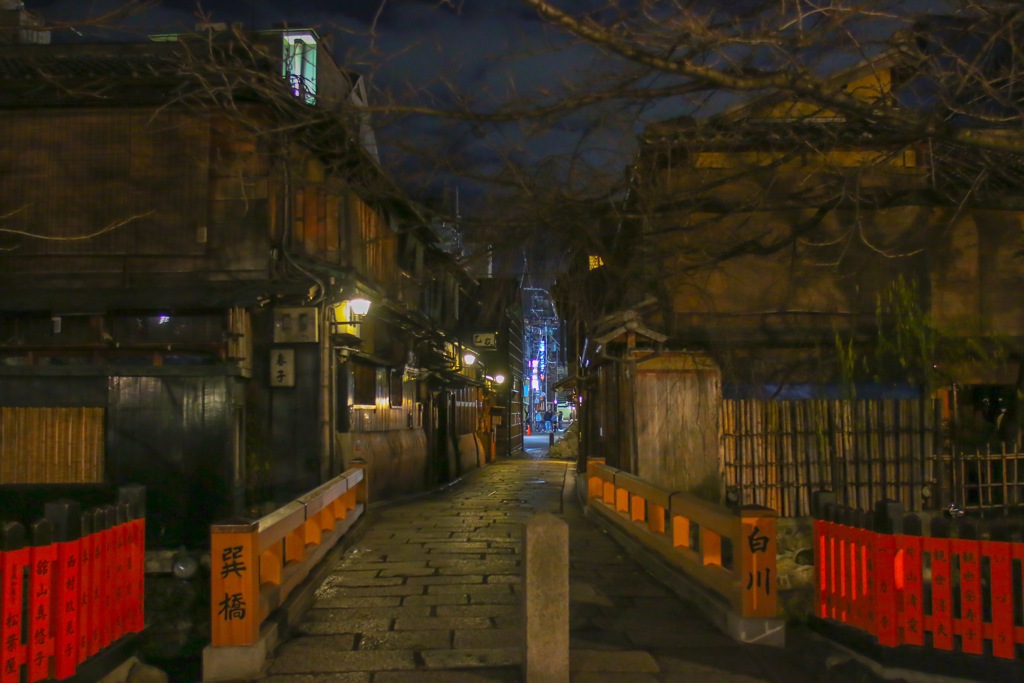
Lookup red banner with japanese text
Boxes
[28,541,58,682]
[0,542,28,683]
[52,539,81,680]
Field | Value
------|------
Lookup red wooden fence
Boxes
[0,486,145,682]
[814,491,1022,660]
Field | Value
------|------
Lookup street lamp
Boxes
[462,350,477,367]
[348,297,371,318]
[330,297,372,337]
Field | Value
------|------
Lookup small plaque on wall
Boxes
[273,307,319,343]
[270,348,295,387]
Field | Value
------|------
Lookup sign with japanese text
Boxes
[53,540,81,679]
[983,540,1015,658]
[739,509,778,618]
[28,542,57,682]
[89,516,104,657]
[210,528,260,647]
[270,349,295,388]
[472,332,497,348]
[894,534,923,646]
[78,531,91,662]
[1,543,28,683]
[923,536,953,650]
[871,534,898,647]
[951,538,983,655]
[100,512,115,650]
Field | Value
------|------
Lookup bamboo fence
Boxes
[0,406,104,484]
[721,398,936,516]
[944,445,1024,512]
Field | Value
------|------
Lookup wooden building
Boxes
[0,26,496,547]
[561,54,1024,513]
[469,277,526,459]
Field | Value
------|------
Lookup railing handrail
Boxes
[209,463,367,649]
[668,489,745,537]
[585,461,778,619]
[299,479,348,517]
[256,501,305,549]
[590,460,750,540]
[614,469,672,508]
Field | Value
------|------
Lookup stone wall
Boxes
[776,517,816,620]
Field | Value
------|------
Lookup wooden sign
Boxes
[270,349,295,387]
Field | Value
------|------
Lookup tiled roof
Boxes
[0,40,271,106]
[0,52,172,78]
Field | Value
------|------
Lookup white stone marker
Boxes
[522,512,569,683]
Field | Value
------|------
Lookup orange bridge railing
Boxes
[208,464,367,649]
[585,460,778,621]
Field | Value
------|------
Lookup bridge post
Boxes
[203,465,367,681]
[522,512,569,683]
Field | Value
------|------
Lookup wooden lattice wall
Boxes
[721,398,936,516]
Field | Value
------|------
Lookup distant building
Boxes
[0,1,50,45]
[523,287,565,420]
[467,278,525,457]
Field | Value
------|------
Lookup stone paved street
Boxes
[251,450,861,683]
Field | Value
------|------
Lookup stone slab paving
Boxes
[251,457,861,683]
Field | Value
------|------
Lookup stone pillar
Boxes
[522,512,569,683]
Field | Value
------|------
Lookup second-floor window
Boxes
[283,32,317,105]
[352,360,377,407]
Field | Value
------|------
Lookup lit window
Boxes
[282,32,318,105]
[588,255,604,270]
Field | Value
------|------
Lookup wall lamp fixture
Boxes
[348,297,371,317]
[330,297,372,337]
